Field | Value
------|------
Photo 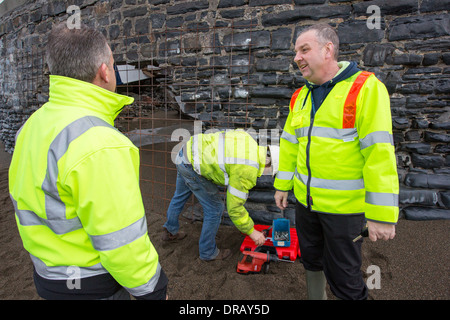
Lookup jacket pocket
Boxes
[291,108,309,128]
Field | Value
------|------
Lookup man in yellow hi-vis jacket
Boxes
[9,23,167,300]
[163,129,279,261]
[274,24,399,300]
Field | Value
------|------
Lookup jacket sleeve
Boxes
[226,168,257,235]
[64,143,167,298]
[356,75,399,224]
[274,97,300,192]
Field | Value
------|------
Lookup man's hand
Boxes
[274,191,288,211]
[367,220,396,241]
[249,229,266,246]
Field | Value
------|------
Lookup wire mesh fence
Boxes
[111,22,283,217]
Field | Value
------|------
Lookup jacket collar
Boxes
[305,61,360,90]
[48,75,134,124]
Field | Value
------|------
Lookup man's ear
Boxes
[324,42,334,59]
[98,63,109,83]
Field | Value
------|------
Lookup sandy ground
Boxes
[0,136,449,301]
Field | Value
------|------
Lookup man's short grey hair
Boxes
[45,23,111,82]
[301,23,339,60]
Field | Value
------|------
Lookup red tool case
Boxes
[239,224,300,261]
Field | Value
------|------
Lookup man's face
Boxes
[294,30,327,84]
[105,53,117,92]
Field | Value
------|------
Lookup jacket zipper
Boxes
[305,92,316,209]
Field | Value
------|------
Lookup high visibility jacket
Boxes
[274,71,399,224]
[9,75,166,298]
[185,130,267,235]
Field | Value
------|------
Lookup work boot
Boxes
[161,228,187,242]
[203,249,232,262]
[215,248,232,260]
[305,270,328,300]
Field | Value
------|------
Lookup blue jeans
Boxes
[163,149,225,260]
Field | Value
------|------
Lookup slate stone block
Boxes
[389,54,423,66]
[420,0,450,13]
[392,117,409,129]
[424,131,450,143]
[271,28,292,50]
[218,0,247,8]
[167,0,209,15]
[338,20,385,44]
[405,173,450,190]
[255,58,290,72]
[422,53,441,66]
[352,0,418,15]
[430,122,450,130]
[262,5,350,27]
[388,14,450,41]
[123,6,148,18]
[223,30,270,51]
[220,9,245,19]
[249,0,291,6]
[251,87,293,99]
[399,187,438,206]
[149,13,165,29]
[401,143,431,154]
[440,191,450,208]
[363,44,396,67]
[435,79,450,94]
[109,25,120,40]
[411,153,444,169]
[403,206,450,220]
[435,144,450,154]
[412,119,429,129]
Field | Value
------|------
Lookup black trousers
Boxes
[295,202,368,300]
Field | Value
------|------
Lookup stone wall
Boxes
[0,0,449,221]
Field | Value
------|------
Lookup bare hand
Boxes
[249,229,266,246]
[367,220,396,241]
[274,191,288,211]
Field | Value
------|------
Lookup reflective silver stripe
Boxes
[13,201,82,234]
[228,185,248,200]
[276,171,294,180]
[11,195,44,226]
[13,116,114,234]
[281,130,298,144]
[366,191,399,207]
[359,131,394,150]
[89,216,148,251]
[192,135,201,175]
[30,254,108,280]
[42,116,113,221]
[295,127,358,141]
[295,169,364,190]
[193,133,259,186]
[125,263,162,297]
[218,132,229,185]
[225,157,259,169]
